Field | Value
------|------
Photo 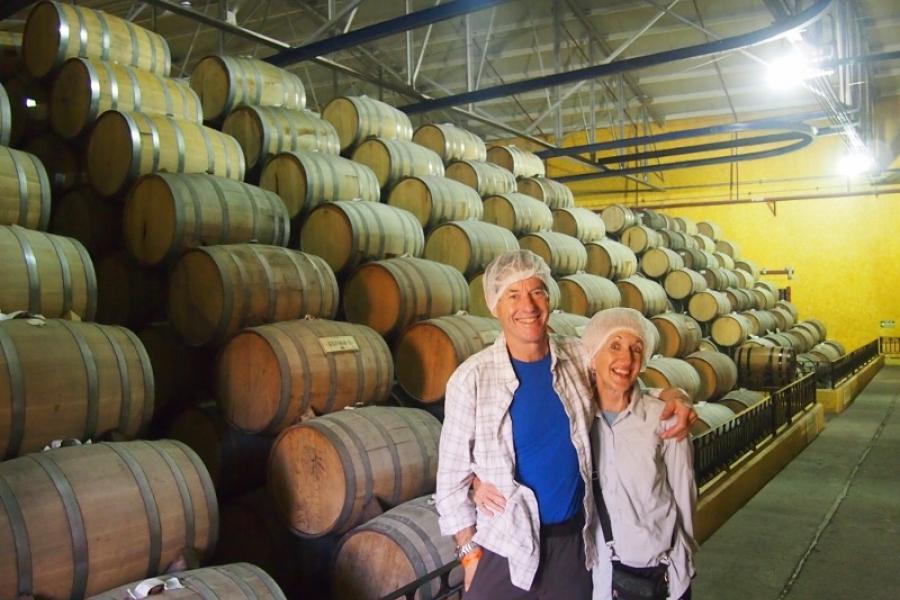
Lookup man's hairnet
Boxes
[581,307,659,368]
[483,250,554,315]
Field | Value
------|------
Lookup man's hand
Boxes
[658,387,697,440]
[472,477,507,517]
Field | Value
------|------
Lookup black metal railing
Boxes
[880,336,900,354]
[379,560,462,600]
[815,339,880,388]
[692,373,817,487]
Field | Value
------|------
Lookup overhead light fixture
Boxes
[766,40,829,91]
[837,150,876,177]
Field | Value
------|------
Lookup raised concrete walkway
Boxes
[694,365,900,599]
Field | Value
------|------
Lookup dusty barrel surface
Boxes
[259,150,380,221]
[0,440,218,599]
[322,95,413,153]
[0,225,96,320]
[413,122,486,164]
[167,245,339,346]
[23,0,172,79]
[87,563,287,600]
[333,496,461,600]
[190,55,305,123]
[394,314,502,403]
[0,146,51,231]
[343,256,469,339]
[122,173,290,266]
[216,319,394,436]
[50,57,202,140]
[0,317,154,458]
[718,388,767,414]
[86,111,245,198]
[268,406,441,537]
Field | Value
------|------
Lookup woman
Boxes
[581,307,696,600]
[474,307,696,599]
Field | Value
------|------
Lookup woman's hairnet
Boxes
[483,250,554,315]
[581,307,659,368]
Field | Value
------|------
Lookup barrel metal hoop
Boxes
[145,441,196,561]
[219,56,238,119]
[310,416,368,532]
[304,151,329,213]
[105,442,162,578]
[282,249,312,324]
[206,248,234,345]
[246,245,277,324]
[9,226,41,314]
[169,439,219,561]
[120,112,143,193]
[167,175,190,265]
[145,29,158,76]
[250,60,264,106]
[0,325,26,459]
[93,10,111,61]
[358,411,403,506]
[173,121,186,174]
[258,327,294,435]
[386,259,419,337]
[383,511,445,600]
[392,409,435,503]
[246,181,262,243]
[78,59,104,127]
[357,514,433,600]
[121,19,141,72]
[255,108,271,166]
[30,452,89,599]
[54,3,72,75]
[97,325,133,435]
[56,319,100,441]
[181,573,218,600]
[12,151,29,228]
[73,5,88,59]
[120,326,155,432]
[0,474,32,595]
[209,177,231,244]
[156,73,171,117]
[74,238,97,321]
[46,234,73,316]
[196,123,216,177]
[125,65,141,113]
[218,564,260,600]
[240,562,285,600]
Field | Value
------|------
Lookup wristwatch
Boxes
[455,540,480,559]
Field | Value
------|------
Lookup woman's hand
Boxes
[658,388,698,440]
[472,477,507,517]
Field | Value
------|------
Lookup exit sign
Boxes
[881,320,896,329]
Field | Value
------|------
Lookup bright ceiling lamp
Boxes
[766,40,828,90]
[837,150,876,177]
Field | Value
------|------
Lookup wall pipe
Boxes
[264,0,515,68]
[602,187,900,210]
[400,0,833,114]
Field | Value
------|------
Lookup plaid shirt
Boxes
[435,332,597,590]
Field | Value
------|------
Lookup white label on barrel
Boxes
[479,330,498,345]
[319,336,359,353]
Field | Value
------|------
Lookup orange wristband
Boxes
[460,547,483,567]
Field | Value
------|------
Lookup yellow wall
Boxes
[515,116,900,351]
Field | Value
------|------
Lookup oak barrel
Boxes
[600,204,638,235]
[168,404,273,499]
[445,159,516,197]
[259,150,380,221]
[808,341,843,362]
[88,563,286,600]
[95,251,165,329]
[51,57,202,140]
[636,208,672,231]
[697,220,723,240]
[517,176,574,209]
[0,225,96,319]
[621,225,664,254]
[688,289,732,323]
[651,313,702,358]
[640,357,702,402]
[771,306,796,331]
[0,317,153,458]
[217,319,394,435]
[678,248,717,271]
[734,258,759,281]
[715,239,739,258]
[49,187,121,257]
[268,406,441,536]
[711,313,753,347]
[691,233,716,253]
[518,231,587,277]
[167,245,339,346]
[0,146,51,230]
[190,55,305,123]
[615,276,668,317]
[322,95,413,153]
[395,315,502,403]
[333,496,460,600]
[672,216,698,235]
[424,220,519,278]
[557,273,621,317]
[691,402,735,435]
[0,440,217,599]
[122,173,291,266]
[735,344,797,388]
[222,105,340,172]
[700,266,732,291]
[663,268,707,301]
[551,207,606,242]
[547,311,590,337]
[660,229,694,251]
[413,122,486,164]
[641,247,684,280]
[23,0,172,79]
[483,192,553,235]
[23,132,82,191]
[486,144,545,178]
[741,309,778,336]
[300,200,425,276]
[712,251,736,270]
[86,110,245,198]
[351,137,444,190]
[718,388,766,414]
[685,350,738,402]
[343,256,469,339]
[386,174,483,230]
[725,287,756,312]
[584,239,638,280]
[468,273,560,318]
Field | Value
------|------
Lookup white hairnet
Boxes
[581,307,659,368]
[483,249,554,315]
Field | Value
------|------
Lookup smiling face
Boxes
[494,276,551,361]
[592,329,645,396]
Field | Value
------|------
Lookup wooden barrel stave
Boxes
[486,145,545,178]
[424,220,519,278]
[600,204,638,235]
[651,313,702,358]
[445,159,516,197]
[640,357,703,402]
[413,122,486,164]
[0,146,52,231]
[518,231,587,277]
[351,138,444,190]
[386,175,483,230]
[615,276,668,317]
[322,95,412,153]
[551,207,605,242]
[483,192,553,236]
[558,273,621,317]
[685,350,738,402]
[585,239,638,280]
[735,344,797,388]
[641,247,684,280]
[87,563,287,600]
[517,176,574,209]
[663,268,707,301]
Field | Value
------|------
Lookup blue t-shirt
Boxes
[509,353,584,525]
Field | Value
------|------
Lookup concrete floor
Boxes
[695,365,900,600]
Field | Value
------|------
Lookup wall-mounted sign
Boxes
[880,320,896,329]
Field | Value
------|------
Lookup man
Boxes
[435,249,693,599]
